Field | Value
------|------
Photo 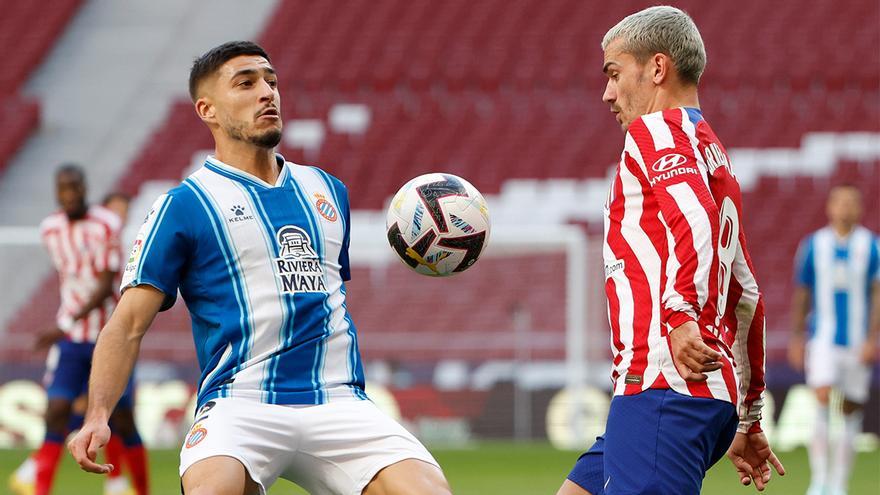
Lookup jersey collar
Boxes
[204,153,290,189]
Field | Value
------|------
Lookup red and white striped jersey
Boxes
[40,205,123,343]
[604,107,765,428]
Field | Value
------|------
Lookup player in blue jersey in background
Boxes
[788,184,880,495]
[68,41,451,495]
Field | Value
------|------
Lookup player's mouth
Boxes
[257,107,280,120]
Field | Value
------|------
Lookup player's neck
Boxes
[214,141,279,184]
[830,223,855,239]
[646,85,700,114]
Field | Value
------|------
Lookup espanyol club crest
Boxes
[185,423,207,449]
[313,193,338,222]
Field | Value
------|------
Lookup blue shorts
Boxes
[45,340,135,409]
[567,389,737,495]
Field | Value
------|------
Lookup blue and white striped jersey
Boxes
[121,154,366,408]
[795,225,880,348]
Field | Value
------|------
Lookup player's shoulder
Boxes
[39,211,65,233]
[802,227,827,244]
[288,160,350,199]
[139,184,203,230]
[163,181,204,208]
[87,205,122,231]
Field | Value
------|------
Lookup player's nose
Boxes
[602,81,616,104]
[257,80,276,102]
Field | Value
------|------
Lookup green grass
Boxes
[1,444,877,494]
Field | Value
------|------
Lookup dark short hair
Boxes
[188,41,271,101]
[55,163,85,183]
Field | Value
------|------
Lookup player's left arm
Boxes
[862,238,880,364]
[71,221,123,322]
[726,250,785,491]
[70,270,118,322]
[729,230,765,434]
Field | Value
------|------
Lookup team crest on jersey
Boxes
[313,193,338,222]
[275,225,326,293]
[185,423,207,448]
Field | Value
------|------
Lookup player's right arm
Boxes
[69,192,191,473]
[788,237,814,371]
[68,286,164,473]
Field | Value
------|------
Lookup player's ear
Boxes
[651,53,668,85]
[194,97,217,125]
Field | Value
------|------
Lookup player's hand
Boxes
[860,340,877,365]
[787,334,805,372]
[726,431,785,492]
[669,321,722,382]
[34,327,66,351]
[67,420,113,474]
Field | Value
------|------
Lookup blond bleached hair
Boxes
[602,6,707,85]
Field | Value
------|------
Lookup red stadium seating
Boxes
[0,0,82,174]
[3,0,879,365]
[112,0,879,201]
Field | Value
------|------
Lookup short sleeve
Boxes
[120,193,190,311]
[869,236,880,282]
[339,186,352,282]
[794,236,815,288]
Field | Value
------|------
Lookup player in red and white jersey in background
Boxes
[18,165,149,495]
[10,190,139,495]
[559,7,784,495]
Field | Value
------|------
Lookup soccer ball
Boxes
[386,173,490,276]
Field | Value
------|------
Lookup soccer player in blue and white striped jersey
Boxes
[789,184,880,495]
[69,41,451,495]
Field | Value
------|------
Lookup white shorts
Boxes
[179,397,439,495]
[805,341,872,404]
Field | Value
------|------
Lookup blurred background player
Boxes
[788,184,880,495]
[102,192,132,228]
[558,7,783,494]
[13,166,149,495]
[9,191,136,495]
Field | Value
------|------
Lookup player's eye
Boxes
[267,79,278,88]
[237,80,253,88]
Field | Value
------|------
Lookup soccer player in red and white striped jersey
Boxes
[40,178,122,344]
[560,7,784,495]
[26,165,149,495]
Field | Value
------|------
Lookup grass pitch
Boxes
[1,443,877,494]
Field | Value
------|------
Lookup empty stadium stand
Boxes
[0,0,82,173]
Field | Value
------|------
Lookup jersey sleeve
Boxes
[339,184,352,282]
[729,228,766,433]
[120,193,190,311]
[626,114,720,333]
[794,236,815,288]
[868,235,880,283]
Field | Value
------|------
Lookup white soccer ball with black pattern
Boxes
[386,173,490,276]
